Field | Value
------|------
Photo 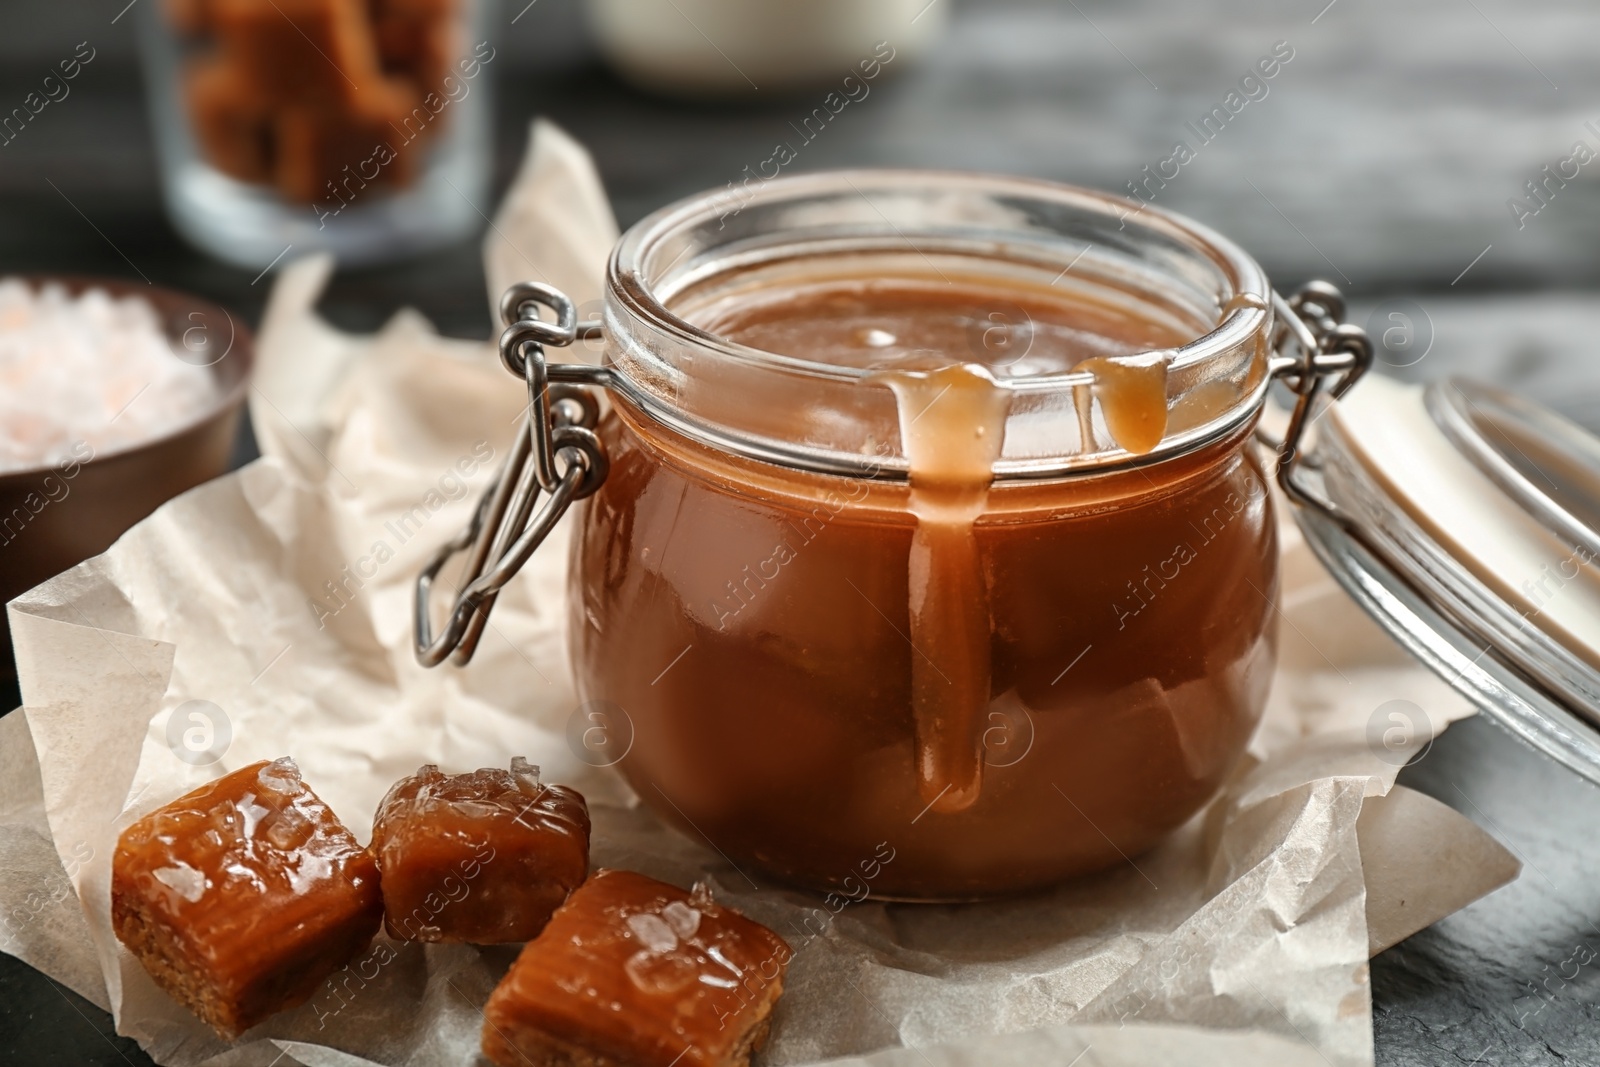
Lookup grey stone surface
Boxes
[1380,715,1600,1067]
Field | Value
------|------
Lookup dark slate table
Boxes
[4,0,1600,1063]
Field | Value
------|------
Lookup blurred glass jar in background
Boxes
[139,0,493,269]
[586,0,947,97]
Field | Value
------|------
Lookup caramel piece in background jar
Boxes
[209,0,396,111]
[482,869,791,1067]
[186,59,272,183]
[111,757,382,1040]
[164,0,217,35]
[371,757,590,944]
[369,0,461,94]
[174,0,463,201]
[272,90,417,203]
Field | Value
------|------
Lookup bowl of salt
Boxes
[0,276,253,681]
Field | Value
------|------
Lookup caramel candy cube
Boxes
[187,59,273,182]
[370,0,460,93]
[164,0,217,35]
[371,758,590,944]
[272,94,416,203]
[370,0,458,16]
[482,870,791,1067]
[111,758,382,1039]
[210,0,391,110]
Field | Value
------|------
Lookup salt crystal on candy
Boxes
[663,900,702,940]
[509,755,542,794]
[256,756,301,794]
[264,807,311,849]
[625,912,679,954]
[152,863,207,904]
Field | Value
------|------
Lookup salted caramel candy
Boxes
[111,758,382,1039]
[482,870,791,1067]
[371,758,590,944]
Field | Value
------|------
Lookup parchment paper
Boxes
[2,120,1519,1067]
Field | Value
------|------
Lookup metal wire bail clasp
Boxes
[414,282,610,667]
[1266,281,1374,513]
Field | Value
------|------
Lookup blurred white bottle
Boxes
[586,0,948,96]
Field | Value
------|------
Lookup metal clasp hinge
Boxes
[414,282,612,667]
[1264,280,1374,518]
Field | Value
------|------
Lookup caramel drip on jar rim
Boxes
[1078,354,1170,456]
[873,363,1009,814]
[876,352,1175,814]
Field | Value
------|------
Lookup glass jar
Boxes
[579,171,1282,900]
[138,0,492,269]
[416,170,1365,901]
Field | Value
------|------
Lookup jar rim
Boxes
[609,169,1272,393]
[602,168,1276,481]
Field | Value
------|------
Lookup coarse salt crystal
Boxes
[256,757,301,795]
[509,756,542,794]
[625,912,679,954]
[264,807,311,849]
[662,900,702,939]
[152,863,206,903]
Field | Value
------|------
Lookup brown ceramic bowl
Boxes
[0,276,253,681]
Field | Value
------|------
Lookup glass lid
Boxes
[1427,379,1600,558]
[1292,373,1600,784]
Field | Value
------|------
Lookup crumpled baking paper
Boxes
[2,119,1519,1067]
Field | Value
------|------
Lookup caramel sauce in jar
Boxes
[572,259,1277,900]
